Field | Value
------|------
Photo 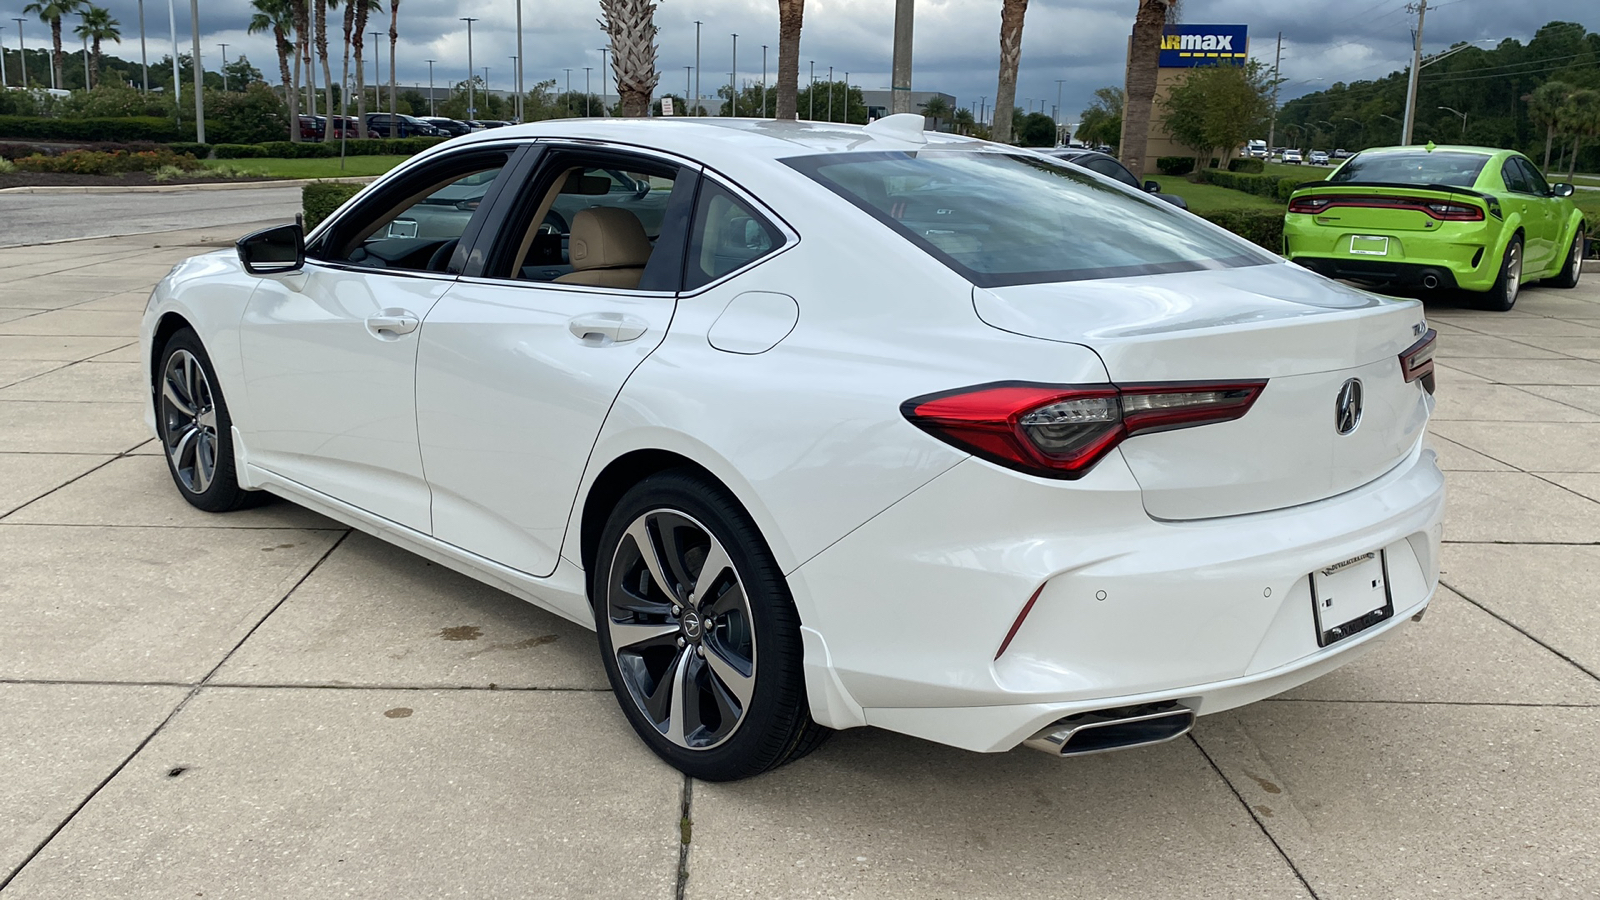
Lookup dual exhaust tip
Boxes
[1023,703,1196,758]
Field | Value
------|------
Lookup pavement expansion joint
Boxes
[675,774,694,900]
[1189,733,1322,900]
[1443,578,1600,683]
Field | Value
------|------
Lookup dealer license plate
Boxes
[1310,551,1394,647]
[1349,235,1390,256]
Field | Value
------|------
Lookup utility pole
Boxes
[189,0,204,142]
[827,65,833,122]
[584,66,591,116]
[509,56,517,115]
[515,0,524,123]
[1267,31,1282,152]
[843,71,849,122]
[683,66,691,115]
[219,43,228,90]
[166,0,179,110]
[426,60,435,115]
[81,14,89,89]
[0,27,6,89]
[599,47,608,113]
[1401,0,1427,145]
[371,31,382,115]
[13,19,25,90]
[694,21,702,117]
[809,60,814,119]
[137,0,147,92]
[730,34,737,117]
[1054,79,1065,145]
[761,45,767,116]
[890,0,913,114]
[461,17,478,119]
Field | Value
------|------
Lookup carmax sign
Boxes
[1158,25,1249,68]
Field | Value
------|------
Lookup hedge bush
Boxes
[1198,208,1284,253]
[12,148,202,175]
[1156,156,1195,176]
[0,115,182,142]
[213,143,271,159]
[1227,157,1264,174]
[303,181,365,229]
[1200,168,1323,201]
[168,141,211,158]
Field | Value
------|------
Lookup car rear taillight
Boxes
[1287,194,1485,221]
[1422,202,1484,221]
[1288,196,1331,214]
[901,380,1268,479]
[1399,328,1438,394]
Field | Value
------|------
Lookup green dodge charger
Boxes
[1283,144,1586,311]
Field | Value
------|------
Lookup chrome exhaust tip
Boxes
[1421,273,1440,290]
[1023,703,1196,758]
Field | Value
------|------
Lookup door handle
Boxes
[366,313,419,336]
[568,312,650,345]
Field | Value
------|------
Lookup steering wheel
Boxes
[539,209,569,236]
[427,238,460,273]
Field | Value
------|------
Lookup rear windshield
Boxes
[784,150,1272,287]
[1329,151,1489,188]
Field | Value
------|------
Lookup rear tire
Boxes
[1545,229,1584,290]
[592,470,829,781]
[1477,234,1523,312]
[155,329,259,512]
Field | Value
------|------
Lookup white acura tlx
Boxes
[140,116,1444,780]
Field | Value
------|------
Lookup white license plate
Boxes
[1349,235,1390,256]
[1310,551,1394,646]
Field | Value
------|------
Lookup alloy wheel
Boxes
[605,509,756,750]
[1573,234,1585,284]
[1505,242,1522,301]
[159,349,220,495]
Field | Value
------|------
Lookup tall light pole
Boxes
[460,17,478,118]
[808,60,814,119]
[0,27,6,89]
[683,66,691,115]
[730,34,737,117]
[515,0,524,123]
[189,0,204,142]
[761,45,767,117]
[1400,0,1427,145]
[583,66,591,116]
[827,65,833,122]
[425,59,435,115]
[11,19,25,90]
[166,0,179,109]
[80,13,89,89]
[1054,79,1065,145]
[890,0,913,114]
[843,71,849,123]
[1438,105,1466,136]
[565,67,572,117]
[509,57,516,117]
[693,20,702,117]
[598,47,608,112]
[371,31,382,115]
[219,43,228,90]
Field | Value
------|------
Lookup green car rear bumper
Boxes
[1283,213,1502,292]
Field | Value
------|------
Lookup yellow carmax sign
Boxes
[1159,25,1249,67]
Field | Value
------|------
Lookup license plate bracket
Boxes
[1310,551,1394,647]
[1349,235,1390,256]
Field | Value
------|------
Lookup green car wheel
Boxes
[1479,234,1522,312]
[1545,230,1584,290]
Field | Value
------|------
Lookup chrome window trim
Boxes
[453,274,677,299]
[302,258,462,283]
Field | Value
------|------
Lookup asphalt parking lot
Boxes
[3,211,1599,899]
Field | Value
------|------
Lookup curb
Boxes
[0,176,378,195]
[1584,260,1600,274]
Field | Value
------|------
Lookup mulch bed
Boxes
[0,172,279,189]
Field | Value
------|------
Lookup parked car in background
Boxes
[316,115,360,140]
[421,117,473,137]
[475,120,514,129]
[296,115,324,141]
[1332,149,1353,160]
[1284,144,1584,310]
[1283,149,1304,164]
[1041,148,1189,210]
[1309,150,1330,166]
[365,113,440,138]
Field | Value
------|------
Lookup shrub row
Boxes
[303,181,366,229]
[1198,208,1284,253]
[12,148,203,176]
[1226,157,1265,174]
[1200,168,1322,201]
[1156,156,1195,176]
[0,115,183,143]
[215,136,447,159]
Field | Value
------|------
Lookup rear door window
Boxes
[1514,158,1549,195]
[682,182,785,291]
[1501,160,1532,194]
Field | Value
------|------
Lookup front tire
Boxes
[1545,229,1584,290]
[155,329,257,512]
[593,471,829,781]
[1478,234,1523,312]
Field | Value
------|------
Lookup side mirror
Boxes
[1144,180,1162,193]
[237,223,304,276]
[1550,183,1575,198]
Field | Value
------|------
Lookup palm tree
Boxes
[1525,81,1572,171]
[341,0,356,134]
[249,0,298,139]
[920,95,951,132]
[952,106,975,136]
[23,0,85,91]
[387,0,400,122]
[318,0,337,131]
[72,5,118,89]
[1119,0,1175,179]
[289,0,313,121]
[1562,88,1600,181]
[351,0,378,137]
[774,0,803,119]
[600,0,659,117]
[991,0,1028,143]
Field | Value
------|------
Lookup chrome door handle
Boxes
[366,314,419,336]
[568,313,650,345]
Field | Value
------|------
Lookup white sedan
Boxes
[141,115,1444,781]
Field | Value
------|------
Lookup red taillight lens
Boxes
[1399,328,1438,394]
[1423,202,1484,221]
[901,380,1268,479]
[1288,196,1331,214]
[1287,194,1485,221]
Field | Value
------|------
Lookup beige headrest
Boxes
[567,207,652,271]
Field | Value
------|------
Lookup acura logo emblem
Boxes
[681,611,702,640]
[1335,378,1364,435]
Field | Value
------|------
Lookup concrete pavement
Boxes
[3,219,1600,898]
[0,185,303,248]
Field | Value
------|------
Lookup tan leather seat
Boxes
[554,207,652,289]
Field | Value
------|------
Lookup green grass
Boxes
[1571,174,1600,188]
[1154,177,1286,214]
[199,155,408,179]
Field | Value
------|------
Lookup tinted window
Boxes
[683,182,783,291]
[322,160,507,272]
[1081,156,1140,189]
[786,150,1270,287]
[1515,158,1549,195]
[1329,151,1489,188]
[1500,160,1531,194]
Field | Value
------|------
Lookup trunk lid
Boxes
[973,263,1432,520]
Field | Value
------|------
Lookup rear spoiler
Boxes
[1288,180,1493,201]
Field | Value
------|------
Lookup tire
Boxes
[1477,234,1523,312]
[154,329,259,512]
[592,470,830,781]
[1545,229,1584,290]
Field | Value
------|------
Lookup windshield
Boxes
[785,150,1271,287]
[1329,151,1489,188]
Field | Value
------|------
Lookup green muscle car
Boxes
[1283,144,1586,311]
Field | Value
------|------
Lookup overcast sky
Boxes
[13,0,1596,120]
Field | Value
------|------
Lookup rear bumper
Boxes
[1284,214,1502,291]
[789,439,1445,752]
[1293,257,1462,290]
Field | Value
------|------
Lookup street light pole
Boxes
[761,45,767,117]
[584,66,591,116]
[371,31,382,116]
[694,20,702,117]
[426,60,435,115]
[599,47,609,113]
[808,60,814,120]
[515,0,524,123]
[890,0,914,115]
[827,65,833,122]
[81,14,89,89]
[1054,79,1065,145]
[189,0,204,142]
[219,43,228,90]
[0,27,6,89]
[137,0,147,92]
[1438,105,1466,136]
[684,66,691,115]
[730,34,737,117]
[460,17,478,119]
[12,19,25,90]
